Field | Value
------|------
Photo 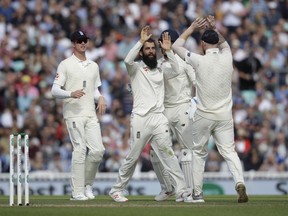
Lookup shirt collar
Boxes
[206,48,219,54]
[72,54,92,67]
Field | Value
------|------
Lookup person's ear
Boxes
[201,41,206,48]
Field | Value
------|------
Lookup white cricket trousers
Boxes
[65,116,105,196]
[189,114,245,195]
[164,102,192,149]
[161,102,194,192]
[110,112,188,198]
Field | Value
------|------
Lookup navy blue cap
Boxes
[70,31,89,42]
[201,29,219,45]
[158,29,179,43]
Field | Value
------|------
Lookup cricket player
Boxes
[172,16,248,203]
[150,29,197,202]
[51,30,106,201]
[109,26,192,203]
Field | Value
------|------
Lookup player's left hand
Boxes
[206,15,216,30]
[97,96,107,115]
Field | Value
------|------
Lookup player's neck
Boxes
[74,51,86,61]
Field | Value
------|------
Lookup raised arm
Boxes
[172,18,206,60]
[140,25,152,44]
[206,15,230,51]
[159,31,179,75]
[124,26,152,74]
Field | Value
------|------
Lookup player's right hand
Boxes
[190,18,206,31]
[71,89,85,99]
[140,25,152,44]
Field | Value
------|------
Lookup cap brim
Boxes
[71,36,89,42]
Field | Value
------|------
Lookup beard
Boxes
[142,53,157,69]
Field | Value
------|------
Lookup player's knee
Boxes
[179,149,192,162]
[89,149,105,162]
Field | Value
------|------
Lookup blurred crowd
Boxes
[0,0,287,174]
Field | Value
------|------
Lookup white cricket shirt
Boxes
[124,41,179,116]
[159,54,195,108]
[184,42,233,120]
[53,54,101,118]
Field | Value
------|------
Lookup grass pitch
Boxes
[1,195,287,216]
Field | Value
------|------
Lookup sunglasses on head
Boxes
[76,38,88,44]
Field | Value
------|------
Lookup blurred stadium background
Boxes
[0,0,287,196]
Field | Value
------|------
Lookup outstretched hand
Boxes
[140,26,152,44]
[159,32,171,51]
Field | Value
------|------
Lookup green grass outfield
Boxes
[1,195,287,216]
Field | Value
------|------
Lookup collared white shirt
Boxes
[53,54,101,118]
[159,54,195,107]
[184,43,233,120]
[124,41,179,116]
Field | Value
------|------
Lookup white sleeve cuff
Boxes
[51,83,71,99]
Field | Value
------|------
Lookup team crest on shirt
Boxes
[187,52,191,57]
[158,67,162,73]
[55,73,59,80]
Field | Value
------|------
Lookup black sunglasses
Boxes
[76,38,88,44]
